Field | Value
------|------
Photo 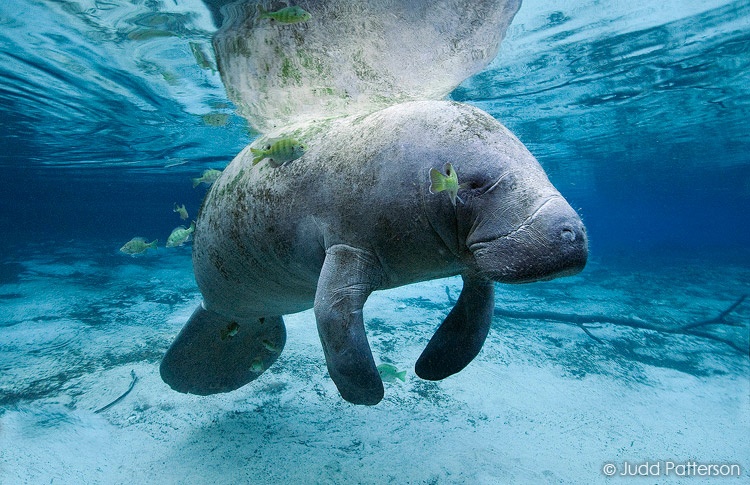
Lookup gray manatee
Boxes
[160,101,587,405]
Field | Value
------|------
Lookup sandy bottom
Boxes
[1,241,748,484]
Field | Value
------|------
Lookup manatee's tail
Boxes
[160,304,286,395]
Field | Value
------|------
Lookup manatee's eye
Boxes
[463,174,495,195]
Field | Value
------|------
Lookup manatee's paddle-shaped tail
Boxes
[160,304,286,395]
[415,276,494,380]
[315,245,385,405]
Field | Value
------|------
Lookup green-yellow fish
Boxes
[251,358,265,373]
[262,339,280,353]
[120,237,157,256]
[250,138,307,166]
[166,222,195,247]
[173,203,188,220]
[257,5,311,24]
[429,162,464,206]
[220,321,240,340]
[189,41,215,71]
[192,168,222,188]
[377,363,406,383]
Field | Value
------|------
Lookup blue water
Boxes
[1,0,749,483]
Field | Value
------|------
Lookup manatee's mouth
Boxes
[468,195,560,251]
[468,196,588,284]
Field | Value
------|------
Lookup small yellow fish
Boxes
[173,203,188,220]
[250,138,307,166]
[201,113,229,127]
[220,321,240,340]
[429,162,464,206]
[189,41,215,71]
[192,169,222,188]
[262,339,280,353]
[377,363,406,383]
[251,358,265,373]
[127,29,174,41]
[166,222,195,248]
[119,237,157,256]
[257,5,311,24]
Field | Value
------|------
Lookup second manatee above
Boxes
[212,0,522,131]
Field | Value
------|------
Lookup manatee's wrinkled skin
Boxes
[160,101,587,405]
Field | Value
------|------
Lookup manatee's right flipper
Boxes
[415,275,494,380]
[160,304,286,395]
[314,245,385,405]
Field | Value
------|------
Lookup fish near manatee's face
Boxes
[455,142,588,284]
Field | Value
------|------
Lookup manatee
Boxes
[160,101,588,405]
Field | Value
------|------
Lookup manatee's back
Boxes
[191,100,523,318]
[191,104,443,318]
[191,146,328,319]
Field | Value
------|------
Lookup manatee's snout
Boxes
[470,196,588,283]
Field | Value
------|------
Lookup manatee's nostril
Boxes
[560,227,576,242]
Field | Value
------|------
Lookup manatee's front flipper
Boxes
[415,275,494,380]
[314,244,384,405]
[160,304,286,395]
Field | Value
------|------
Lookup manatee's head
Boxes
[452,131,588,283]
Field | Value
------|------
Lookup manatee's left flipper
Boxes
[415,275,494,380]
[314,244,385,405]
[160,304,286,395]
